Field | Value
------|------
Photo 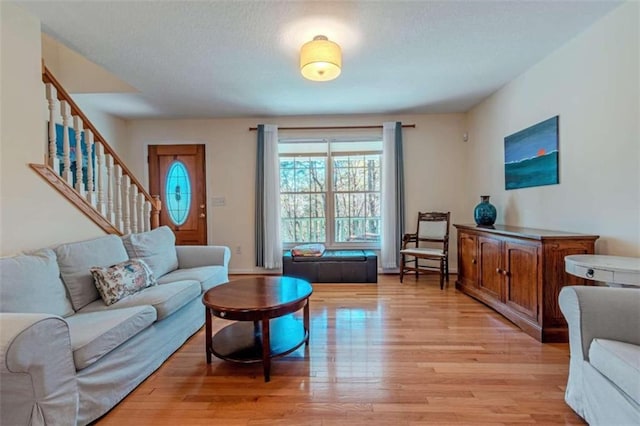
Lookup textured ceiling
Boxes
[17,1,621,119]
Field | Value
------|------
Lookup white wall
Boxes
[0,2,104,256]
[71,100,129,154]
[41,33,137,95]
[126,114,468,273]
[42,33,130,154]
[466,2,639,256]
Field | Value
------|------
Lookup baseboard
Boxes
[229,267,458,275]
[379,269,459,274]
[229,268,281,275]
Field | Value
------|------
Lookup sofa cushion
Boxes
[589,338,640,403]
[90,259,157,305]
[122,226,178,279]
[158,266,228,292]
[65,305,156,370]
[0,249,74,317]
[79,280,200,321]
[55,235,130,311]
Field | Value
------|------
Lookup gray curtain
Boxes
[255,124,265,267]
[395,122,405,259]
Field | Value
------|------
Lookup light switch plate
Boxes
[211,196,226,206]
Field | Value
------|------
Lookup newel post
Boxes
[151,195,162,229]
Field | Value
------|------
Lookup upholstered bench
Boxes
[282,250,377,283]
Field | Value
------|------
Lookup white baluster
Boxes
[130,185,139,233]
[95,142,106,215]
[114,165,123,232]
[137,193,146,233]
[122,175,131,234]
[105,154,115,223]
[45,83,60,173]
[143,200,152,232]
[73,116,85,194]
[60,101,72,185]
[85,130,95,206]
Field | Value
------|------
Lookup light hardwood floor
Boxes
[96,274,584,425]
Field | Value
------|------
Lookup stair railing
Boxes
[31,64,161,235]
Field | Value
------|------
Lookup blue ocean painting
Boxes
[504,116,559,190]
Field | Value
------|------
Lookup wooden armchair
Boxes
[399,211,450,289]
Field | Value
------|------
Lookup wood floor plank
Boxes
[95,274,583,425]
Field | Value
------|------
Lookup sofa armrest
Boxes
[559,285,640,361]
[0,313,78,426]
[175,245,231,270]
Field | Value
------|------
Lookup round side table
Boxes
[565,254,640,287]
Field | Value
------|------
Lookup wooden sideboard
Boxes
[454,224,599,342]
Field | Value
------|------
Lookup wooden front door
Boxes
[149,144,207,245]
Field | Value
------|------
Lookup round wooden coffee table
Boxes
[202,276,312,382]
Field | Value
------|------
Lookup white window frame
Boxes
[279,137,382,250]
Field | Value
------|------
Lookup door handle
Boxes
[471,258,477,264]
[496,268,501,274]
[199,213,206,218]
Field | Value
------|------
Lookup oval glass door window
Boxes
[165,161,191,226]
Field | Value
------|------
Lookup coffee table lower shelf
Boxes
[210,314,307,364]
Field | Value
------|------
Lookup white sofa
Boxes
[559,286,640,425]
[0,227,230,425]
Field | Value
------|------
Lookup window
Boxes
[279,138,382,247]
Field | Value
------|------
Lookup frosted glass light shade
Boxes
[300,35,342,82]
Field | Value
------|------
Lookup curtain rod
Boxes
[248,124,416,131]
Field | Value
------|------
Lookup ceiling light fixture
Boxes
[300,35,342,82]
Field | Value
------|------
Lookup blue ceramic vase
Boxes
[474,195,497,226]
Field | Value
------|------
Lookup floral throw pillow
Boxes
[90,259,157,306]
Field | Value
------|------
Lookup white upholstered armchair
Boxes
[559,286,640,425]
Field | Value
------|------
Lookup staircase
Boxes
[31,64,161,235]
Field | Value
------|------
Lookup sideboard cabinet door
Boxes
[478,236,503,302]
[503,241,539,322]
[458,232,478,289]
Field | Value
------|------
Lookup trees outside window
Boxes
[280,156,326,243]
[279,139,381,247]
